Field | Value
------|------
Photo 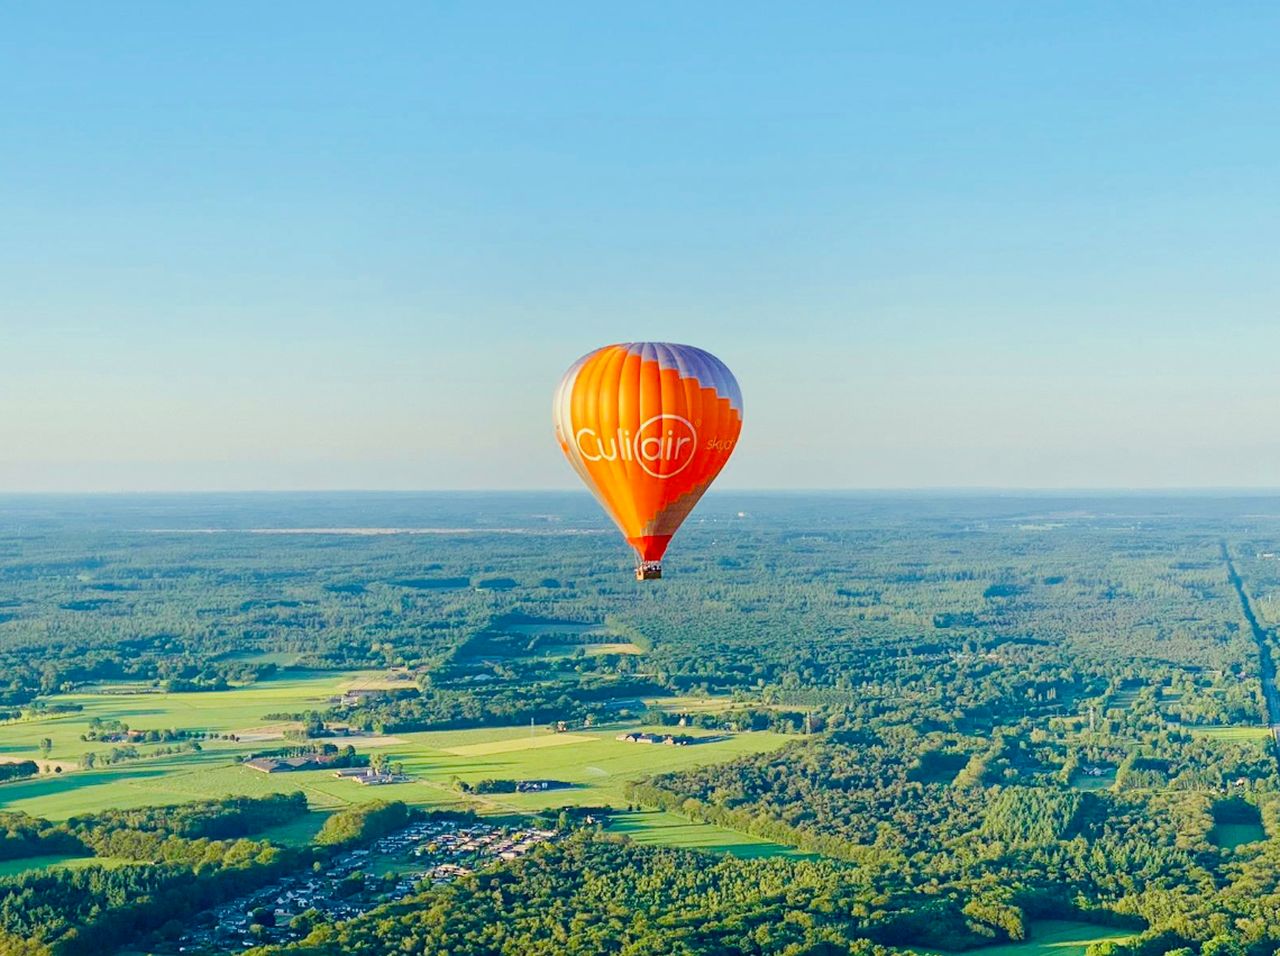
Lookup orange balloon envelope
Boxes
[553,342,743,579]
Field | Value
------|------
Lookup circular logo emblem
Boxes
[635,414,697,479]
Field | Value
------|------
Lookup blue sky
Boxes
[2,3,1278,491]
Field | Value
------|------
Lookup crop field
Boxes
[0,672,791,852]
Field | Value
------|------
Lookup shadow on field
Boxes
[0,765,173,804]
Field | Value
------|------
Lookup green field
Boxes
[540,641,644,657]
[0,669,368,761]
[643,693,740,713]
[0,854,88,878]
[0,672,792,853]
[922,920,1137,956]
[1210,822,1267,849]
[1070,770,1116,791]
[609,809,804,858]
[1191,726,1273,746]
[0,855,140,879]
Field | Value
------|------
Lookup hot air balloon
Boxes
[553,342,743,580]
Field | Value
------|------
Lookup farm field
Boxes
[0,672,791,853]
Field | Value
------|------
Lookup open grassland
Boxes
[0,673,792,854]
[923,920,1137,956]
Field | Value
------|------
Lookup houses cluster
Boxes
[172,819,560,953]
[419,824,558,862]
[615,731,694,746]
[1079,765,1112,777]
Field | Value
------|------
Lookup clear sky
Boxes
[2,3,1278,492]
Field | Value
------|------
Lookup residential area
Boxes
[167,818,559,953]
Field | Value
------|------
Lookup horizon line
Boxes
[7,486,1280,497]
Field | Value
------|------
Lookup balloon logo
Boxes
[553,343,743,579]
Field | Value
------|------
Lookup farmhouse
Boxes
[245,757,285,773]
[614,732,691,746]
[354,772,410,785]
[515,779,570,792]
[245,753,346,773]
[332,766,410,785]
[333,688,389,707]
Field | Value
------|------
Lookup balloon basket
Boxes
[635,562,663,581]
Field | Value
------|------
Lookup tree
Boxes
[1201,938,1243,956]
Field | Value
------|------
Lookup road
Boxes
[1222,543,1280,744]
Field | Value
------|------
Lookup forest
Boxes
[2,492,1280,954]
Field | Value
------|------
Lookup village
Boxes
[169,818,560,953]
